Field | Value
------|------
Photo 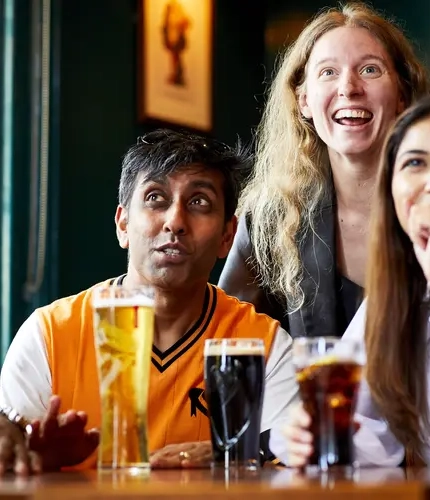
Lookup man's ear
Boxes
[298,91,312,119]
[115,205,129,249]
[218,215,238,259]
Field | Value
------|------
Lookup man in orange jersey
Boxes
[0,129,298,474]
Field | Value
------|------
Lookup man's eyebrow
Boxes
[138,177,219,196]
[187,179,219,196]
[139,176,167,186]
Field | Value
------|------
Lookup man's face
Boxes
[115,165,236,290]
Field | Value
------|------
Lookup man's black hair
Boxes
[118,128,252,221]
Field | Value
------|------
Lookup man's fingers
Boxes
[150,446,182,469]
[76,412,88,426]
[149,447,175,462]
[28,451,42,474]
[57,410,79,427]
[41,396,62,435]
[87,428,100,440]
[150,454,180,469]
[150,442,212,469]
[30,420,41,433]
[179,445,213,469]
[84,429,100,451]
[46,396,61,419]
[0,436,14,475]
[180,453,212,469]
[28,421,43,451]
[12,443,30,476]
[57,410,88,430]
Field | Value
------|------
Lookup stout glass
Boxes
[204,338,265,470]
[93,285,154,471]
[293,337,363,471]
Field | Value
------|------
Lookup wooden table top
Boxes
[0,467,429,500]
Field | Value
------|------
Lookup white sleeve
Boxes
[270,300,405,466]
[261,326,300,432]
[342,299,368,341]
[353,380,404,466]
[0,312,52,421]
[345,299,404,466]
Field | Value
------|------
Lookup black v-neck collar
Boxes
[107,276,217,373]
[152,284,217,373]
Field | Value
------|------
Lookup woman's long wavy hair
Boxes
[240,2,430,311]
[366,97,430,464]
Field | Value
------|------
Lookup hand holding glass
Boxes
[293,337,363,470]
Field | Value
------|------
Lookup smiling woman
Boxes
[392,116,430,236]
[219,2,430,340]
[264,98,430,472]
[300,25,404,163]
[364,97,430,464]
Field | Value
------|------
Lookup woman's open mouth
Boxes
[333,108,373,126]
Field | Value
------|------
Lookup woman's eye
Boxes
[361,65,381,76]
[321,68,335,77]
[403,158,425,169]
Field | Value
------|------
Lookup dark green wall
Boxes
[6,0,31,337]
[266,0,430,72]
[59,0,135,298]
[6,0,430,335]
[57,0,266,298]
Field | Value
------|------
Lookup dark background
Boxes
[3,0,430,344]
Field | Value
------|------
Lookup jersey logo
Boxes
[189,388,208,417]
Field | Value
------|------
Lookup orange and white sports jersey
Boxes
[0,278,299,469]
[147,283,277,449]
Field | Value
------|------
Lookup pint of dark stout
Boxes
[293,337,363,471]
[204,339,265,470]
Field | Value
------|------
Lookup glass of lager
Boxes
[92,284,154,471]
[293,337,364,471]
[204,338,265,470]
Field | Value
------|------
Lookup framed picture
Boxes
[138,0,213,132]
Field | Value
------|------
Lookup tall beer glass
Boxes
[204,338,265,470]
[92,285,154,470]
[293,337,364,471]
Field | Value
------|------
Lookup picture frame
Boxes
[138,0,213,132]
